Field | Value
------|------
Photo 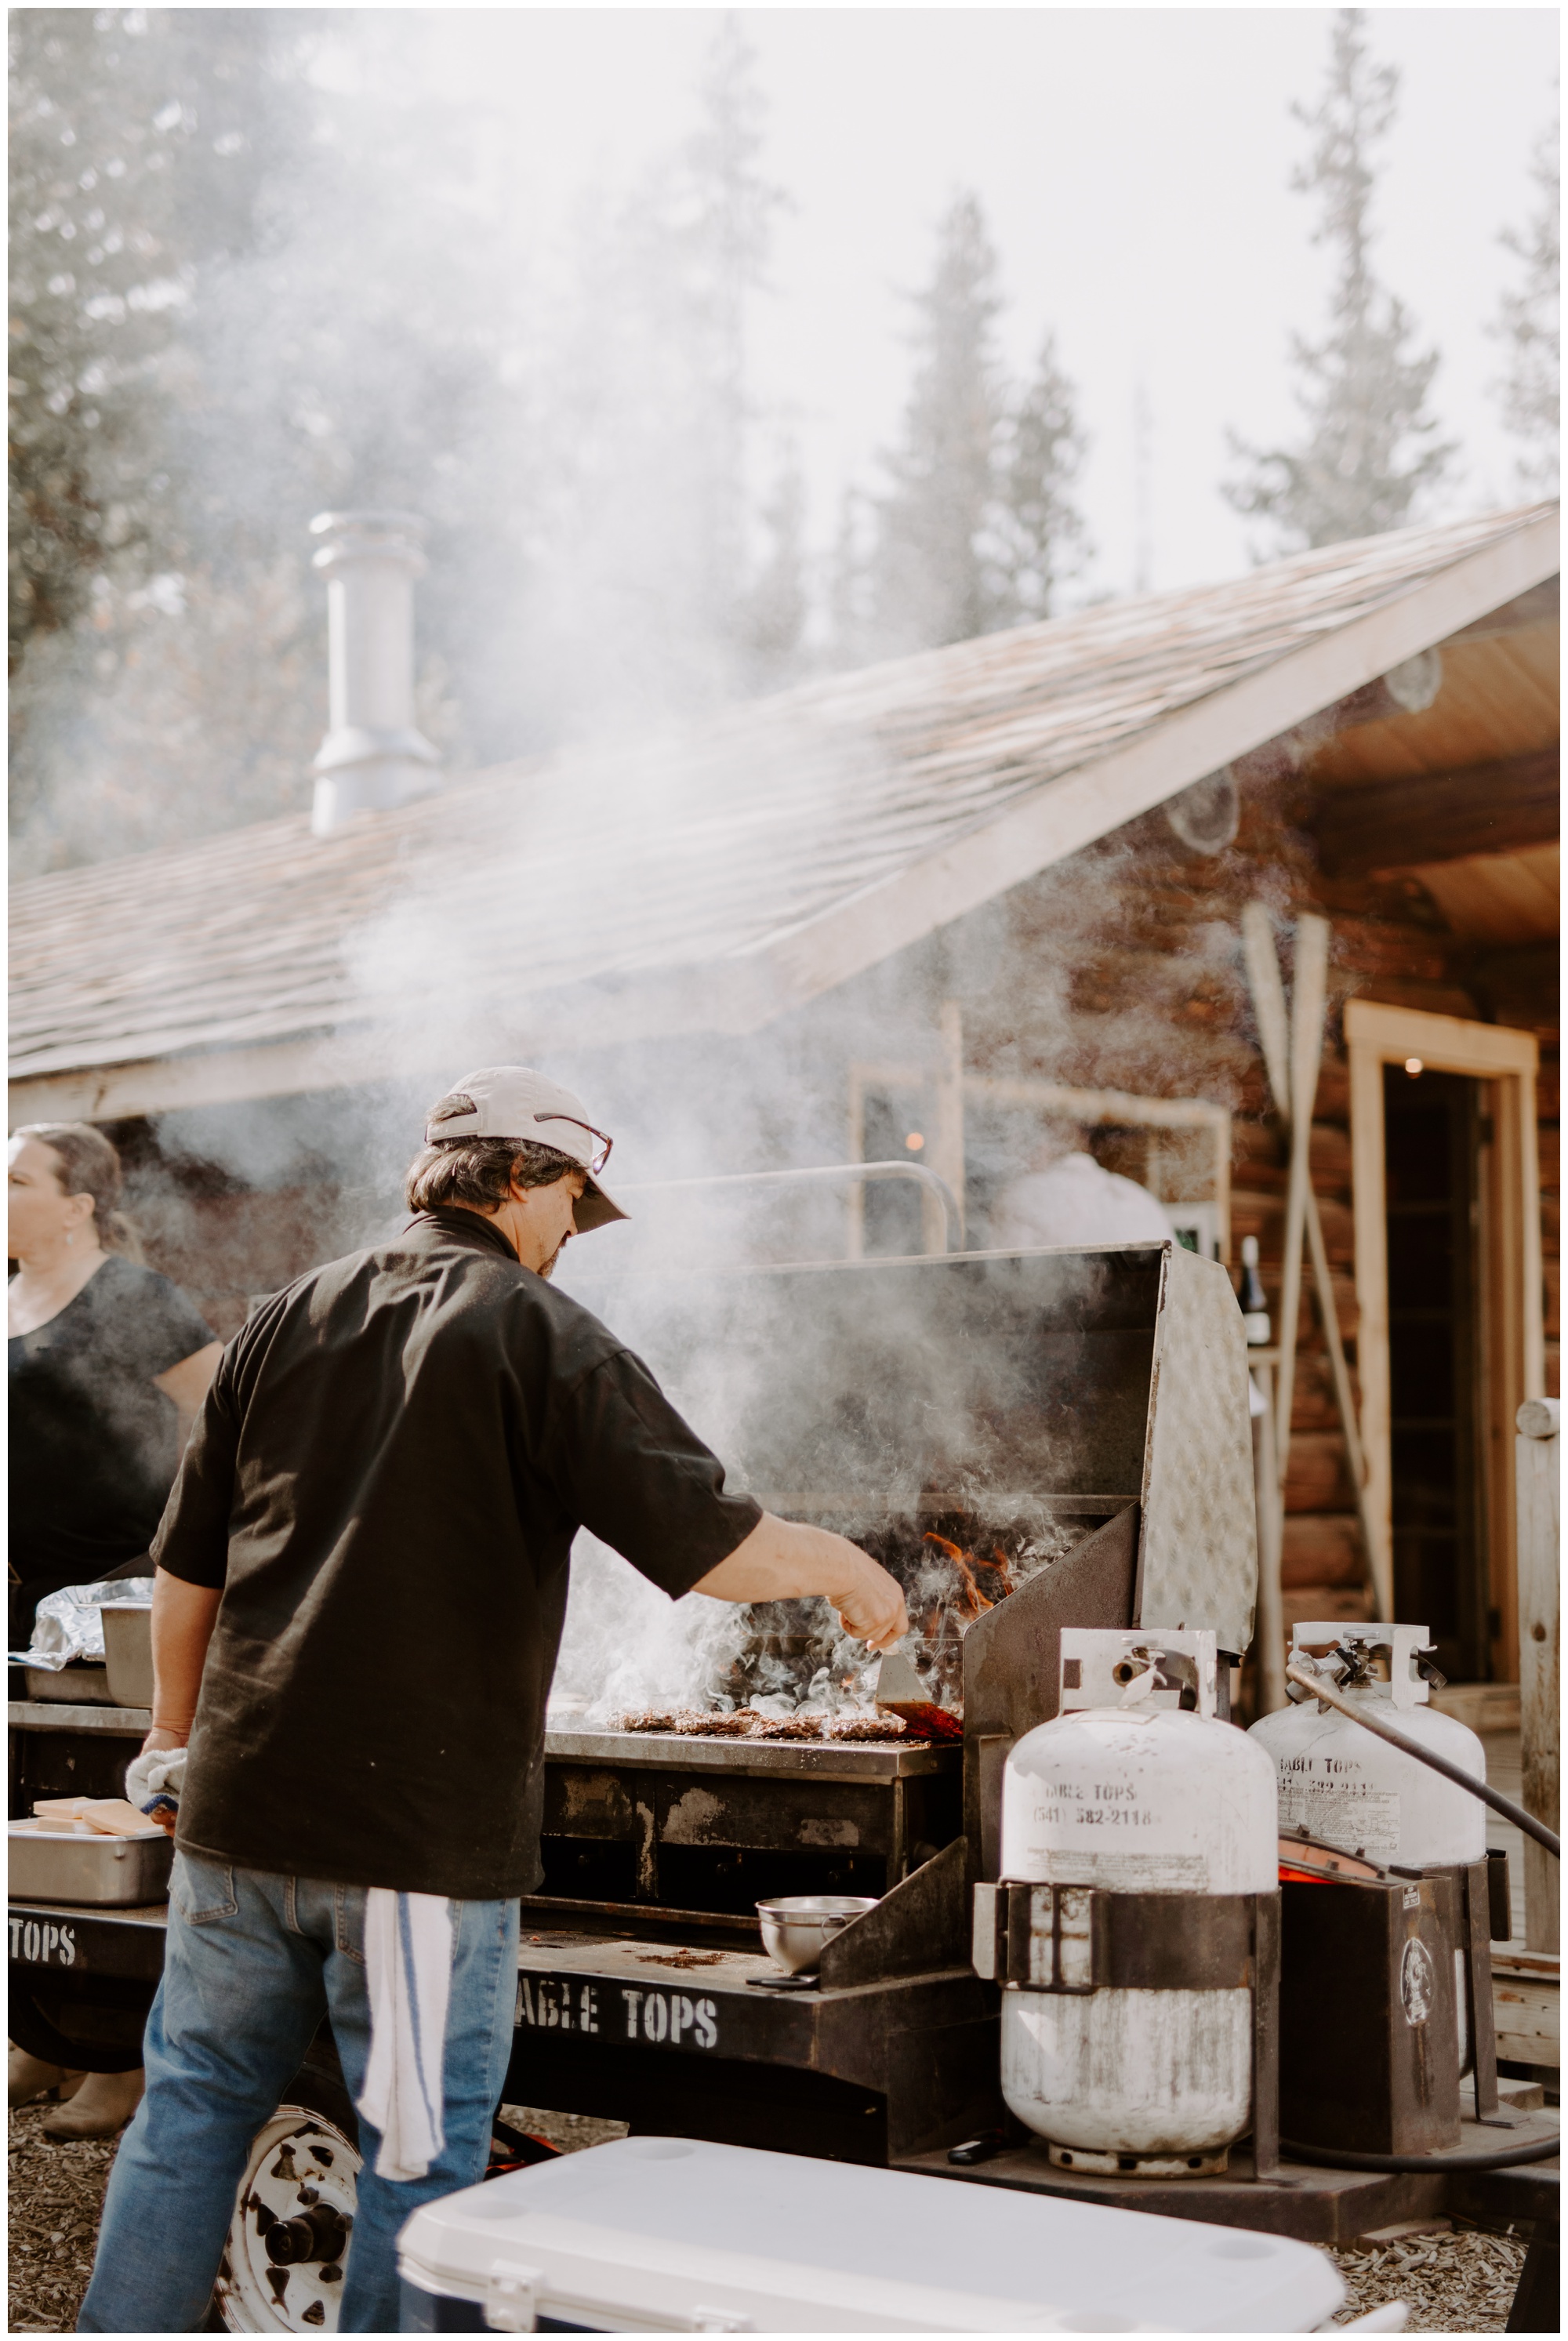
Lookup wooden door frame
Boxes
[1345,1000,1544,1679]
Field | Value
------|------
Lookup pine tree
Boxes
[827,486,871,670]
[8,13,502,869]
[742,441,808,691]
[7,9,310,678]
[681,13,783,634]
[1494,111,1559,495]
[995,332,1090,624]
[866,192,1011,655]
[519,13,785,731]
[862,194,1087,655]
[1225,8,1454,552]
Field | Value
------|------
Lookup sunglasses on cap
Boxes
[532,1112,613,1178]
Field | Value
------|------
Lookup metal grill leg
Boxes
[1250,1892,1281,2181]
[1504,2226,1560,2333]
[1463,1857,1501,2120]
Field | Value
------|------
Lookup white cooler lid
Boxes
[397,2136,1344,2332]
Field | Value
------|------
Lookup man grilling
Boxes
[80,1068,909,2334]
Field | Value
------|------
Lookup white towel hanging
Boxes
[358,1889,453,2181]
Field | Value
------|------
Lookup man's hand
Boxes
[822,1549,909,1653]
[125,1744,187,1837]
[694,1515,909,1650]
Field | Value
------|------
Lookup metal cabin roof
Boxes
[9,501,1559,1122]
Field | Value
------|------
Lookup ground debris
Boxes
[11,2096,1532,2334]
[1329,2227,1527,2331]
[9,2096,626,2332]
[8,2103,120,2333]
[497,2105,629,2153]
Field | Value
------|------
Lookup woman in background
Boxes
[9,1123,220,1642]
[8,1120,221,2139]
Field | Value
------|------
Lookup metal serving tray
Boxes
[24,1664,114,1705]
[101,1602,154,1709]
[8,1822,173,1907]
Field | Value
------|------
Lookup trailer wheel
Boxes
[211,2063,361,2336]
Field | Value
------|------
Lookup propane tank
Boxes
[973,1628,1278,2176]
[1254,1622,1491,2103]
[1250,1623,1486,1869]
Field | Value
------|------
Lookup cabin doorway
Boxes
[1346,1001,1544,1685]
[1383,1065,1489,1679]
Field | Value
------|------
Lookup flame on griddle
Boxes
[920,1532,1014,1624]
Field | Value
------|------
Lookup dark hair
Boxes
[405,1099,580,1215]
[17,1122,144,1262]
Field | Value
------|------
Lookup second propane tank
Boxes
[974,1628,1279,2174]
[1250,1622,1486,1869]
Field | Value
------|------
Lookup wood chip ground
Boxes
[7,2100,627,2332]
[9,2103,118,2334]
[1327,2228,1527,2330]
[7,2102,1530,2332]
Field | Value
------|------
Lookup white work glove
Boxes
[125,1745,187,1835]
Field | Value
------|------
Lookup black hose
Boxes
[1281,2134,1560,2173]
[1283,1663,1561,1860]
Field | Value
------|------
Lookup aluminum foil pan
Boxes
[8,1577,154,1671]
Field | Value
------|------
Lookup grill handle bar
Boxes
[615,1161,964,1254]
[1283,1661,1560,1860]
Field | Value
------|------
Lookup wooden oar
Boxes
[1240,908,1392,1631]
[1275,913,1329,1472]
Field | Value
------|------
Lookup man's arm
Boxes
[143,1570,223,1755]
[551,1350,909,1650]
[694,1514,909,1652]
[140,1353,239,1755]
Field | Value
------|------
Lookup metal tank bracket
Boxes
[972,1881,1282,2180]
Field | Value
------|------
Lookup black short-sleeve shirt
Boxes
[158,1209,760,1899]
[9,1253,216,1594]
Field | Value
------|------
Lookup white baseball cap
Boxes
[425,1067,629,1233]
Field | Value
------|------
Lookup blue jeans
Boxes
[79,1856,519,2334]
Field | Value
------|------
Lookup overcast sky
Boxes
[393,6,1556,601]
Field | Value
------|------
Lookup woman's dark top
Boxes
[9,1254,216,1613]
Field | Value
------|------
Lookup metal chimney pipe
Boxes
[308,510,441,834]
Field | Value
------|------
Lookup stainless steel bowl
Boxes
[756,1893,879,1975]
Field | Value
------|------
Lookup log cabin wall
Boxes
[98,1089,418,1345]
[956,725,1557,1680]
[107,1144,361,1345]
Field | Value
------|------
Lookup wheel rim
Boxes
[215,2105,361,2333]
